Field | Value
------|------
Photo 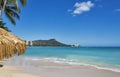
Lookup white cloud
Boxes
[72,1,94,15]
[115,9,120,12]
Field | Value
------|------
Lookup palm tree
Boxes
[0,20,11,32]
[0,0,27,25]
[0,0,27,62]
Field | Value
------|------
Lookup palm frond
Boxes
[1,0,27,25]
[7,7,20,19]
[5,11,16,25]
[20,0,27,6]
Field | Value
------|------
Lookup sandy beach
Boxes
[1,60,120,77]
[0,65,40,77]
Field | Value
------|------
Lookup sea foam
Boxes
[20,57,120,73]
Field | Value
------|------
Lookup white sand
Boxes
[1,61,120,77]
[0,66,40,77]
[22,60,120,77]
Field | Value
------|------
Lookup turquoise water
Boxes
[6,47,120,72]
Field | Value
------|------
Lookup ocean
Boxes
[5,46,120,73]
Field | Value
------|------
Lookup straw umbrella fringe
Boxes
[0,28,26,61]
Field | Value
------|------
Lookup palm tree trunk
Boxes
[0,0,7,17]
[3,0,7,11]
[0,0,2,16]
[0,10,2,17]
[0,0,7,21]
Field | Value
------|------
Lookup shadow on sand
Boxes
[0,64,3,67]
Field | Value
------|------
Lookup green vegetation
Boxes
[0,0,27,31]
[0,20,10,31]
[27,39,69,46]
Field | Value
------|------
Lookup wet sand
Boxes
[18,60,120,77]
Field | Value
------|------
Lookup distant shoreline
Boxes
[26,39,71,46]
[27,45,120,48]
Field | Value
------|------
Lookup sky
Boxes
[3,0,120,46]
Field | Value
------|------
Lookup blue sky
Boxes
[3,0,120,46]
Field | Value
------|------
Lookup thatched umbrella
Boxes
[0,28,26,61]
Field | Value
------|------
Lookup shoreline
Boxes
[8,57,120,73]
[3,59,120,77]
[44,58,120,73]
